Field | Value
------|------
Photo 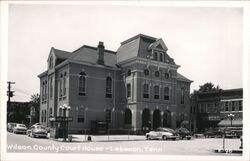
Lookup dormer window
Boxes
[153,52,158,61]
[159,53,163,62]
[49,56,54,69]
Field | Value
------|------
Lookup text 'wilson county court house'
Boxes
[38,34,193,133]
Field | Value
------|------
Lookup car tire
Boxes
[162,136,167,140]
[187,137,191,140]
[146,135,151,140]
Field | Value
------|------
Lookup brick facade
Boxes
[38,34,192,133]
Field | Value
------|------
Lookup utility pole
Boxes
[7,81,15,109]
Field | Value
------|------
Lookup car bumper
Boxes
[33,133,48,137]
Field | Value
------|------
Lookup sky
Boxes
[8,3,243,102]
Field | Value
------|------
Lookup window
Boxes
[143,84,149,98]
[239,101,242,111]
[159,53,163,62]
[49,108,52,117]
[63,72,67,96]
[127,69,131,76]
[180,114,184,122]
[49,56,53,69]
[127,84,131,98]
[225,102,229,111]
[59,74,63,97]
[44,81,47,100]
[79,72,86,96]
[153,52,158,61]
[105,109,111,123]
[165,73,170,79]
[44,110,47,122]
[232,101,235,111]
[50,77,53,98]
[144,69,149,76]
[78,108,84,123]
[164,87,170,100]
[181,88,185,104]
[124,109,132,125]
[154,86,160,99]
[155,71,160,77]
[106,77,112,98]
[41,110,44,122]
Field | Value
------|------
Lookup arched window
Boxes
[49,56,53,69]
[144,69,149,76]
[127,84,131,98]
[41,110,44,122]
[155,71,160,77]
[59,108,62,117]
[143,84,149,98]
[49,108,53,117]
[50,77,53,98]
[165,73,170,79]
[153,52,158,61]
[181,88,185,104]
[164,87,170,100]
[78,108,84,123]
[106,77,112,98]
[127,69,131,76]
[154,86,160,99]
[105,109,111,123]
[79,72,86,96]
[124,108,132,125]
[63,72,67,96]
[44,110,47,122]
[159,53,163,62]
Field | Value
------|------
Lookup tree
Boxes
[30,93,40,123]
[195,82,221,93]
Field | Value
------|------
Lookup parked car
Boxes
[175,127,191,140]
[13,124,27,134]
[224,129,238,138]
[146,127,179,140]
[7,123,16,132]
[27,125,48,138]
[204,128,223,138]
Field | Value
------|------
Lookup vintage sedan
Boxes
[175,127,192,140]
[146,127,179,140]
[13,124,27,134]
[27,125,48,138]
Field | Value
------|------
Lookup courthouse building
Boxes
[38,34,192,133]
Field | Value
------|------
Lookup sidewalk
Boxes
[50,134,146,142]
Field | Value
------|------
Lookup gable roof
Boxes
[53,48,72,59]
[177,72,193,83]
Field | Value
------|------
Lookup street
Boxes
[7,132,242,156]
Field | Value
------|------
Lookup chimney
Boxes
[97,41,104,65]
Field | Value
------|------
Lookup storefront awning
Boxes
[218,119,242,127]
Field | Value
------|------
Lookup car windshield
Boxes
[159,128,175,133]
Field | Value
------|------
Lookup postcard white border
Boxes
[1,1,249,161]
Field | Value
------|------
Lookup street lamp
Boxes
[59,104,71,141]
[228,113,235,127]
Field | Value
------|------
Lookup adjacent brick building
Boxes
[190,88,243,133]
[38,34,192,133]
